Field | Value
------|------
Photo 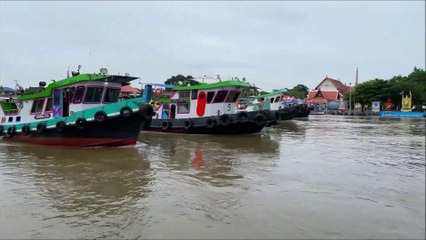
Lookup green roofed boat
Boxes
[142,79,274,134]
[0,67,153,147]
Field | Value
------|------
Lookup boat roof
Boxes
[172,80,252,91]
[0,86,16,92]
[144,83,174,89]
[254,88,288,98]
[18,73,139,101]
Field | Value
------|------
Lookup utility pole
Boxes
[349,82,352,114]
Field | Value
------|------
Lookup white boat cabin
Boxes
[151,80,252,120]
[0,74,137,126]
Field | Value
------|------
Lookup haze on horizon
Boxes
[0,1,424,91]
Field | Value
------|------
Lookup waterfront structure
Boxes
[120,85,141,99]
[0,68,153,146]
[306,76,354,113]
[143,79,273,134]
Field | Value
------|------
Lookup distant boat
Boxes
[0,69,153,147]
[243,89,310,125]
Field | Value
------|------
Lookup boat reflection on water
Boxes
[267,120,306,137]
[1,143,152,213]
[139,132,281,187]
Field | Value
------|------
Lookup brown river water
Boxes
[0,115,425,239]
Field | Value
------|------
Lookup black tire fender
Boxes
[0,125,3,136]
[21,125,31,136]
[183,119,193,130]
[237,111,249,123]
[161,120,170,130]
[120,106,133,118]
[139,104,154,120]
[7,126,16,137]
[94,111,107,122]
[56,121,66,132]
[76,118,87,129]
[254,113,265,126]
[36,122,46,133]
[219,114,231,126]
[206,118,215,128]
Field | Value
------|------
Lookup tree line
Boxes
[350,67,426,110]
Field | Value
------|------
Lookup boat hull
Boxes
[294,104,311,118]
[2,114,146,147]
[144,110,272,134]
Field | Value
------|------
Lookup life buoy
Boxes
[161,120,170,130]
[21,125,31,136]
[76,118,86,129]
[206,118,215,128]
[183,119,193,130]
[254,113,265,126]
[0,125,3,136]
[219,114,231,126]
[36,122,46,133]
[120,106,133,118]
[94,111,107,122]
[154,88,162,96]
[7,126,16,137]
[237,111,249,123]
[139,104,154,120]
[56,121,66,132]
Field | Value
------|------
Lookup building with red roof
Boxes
[120,85,141,99]
[306,76,354,105]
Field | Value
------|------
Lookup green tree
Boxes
[286,84,309,99]
[351,67,426,110]
[165,74,200,86]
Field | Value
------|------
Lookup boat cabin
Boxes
[0,74,138,125]
[152,80,252,120]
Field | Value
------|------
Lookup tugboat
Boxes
[243,89,310,124]
[143,79,273,134]
[0,67,153,147]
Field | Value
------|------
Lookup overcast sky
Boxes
[1,1,424,91]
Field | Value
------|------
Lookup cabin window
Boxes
[16,116,21,122]
[206,92,215,103]
[8,117,13,122]
[45,97,53,112]
[73,86,85,104]
[212,90,228,103]
[69,87,76,103]
[275,96,281,103]
[0,101,18,114]
[270,98,275,103]
[84,87,104,103]
[54,90,61,105]
[191,90,198,100]
[225,91,240,103]
[103,88,120,103]
[31,99,45,113]
[177,103,190,114]
[179,91,190,99]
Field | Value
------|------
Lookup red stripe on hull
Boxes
[3,135,137,147]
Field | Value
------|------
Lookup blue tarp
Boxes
[380,111,424,118]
